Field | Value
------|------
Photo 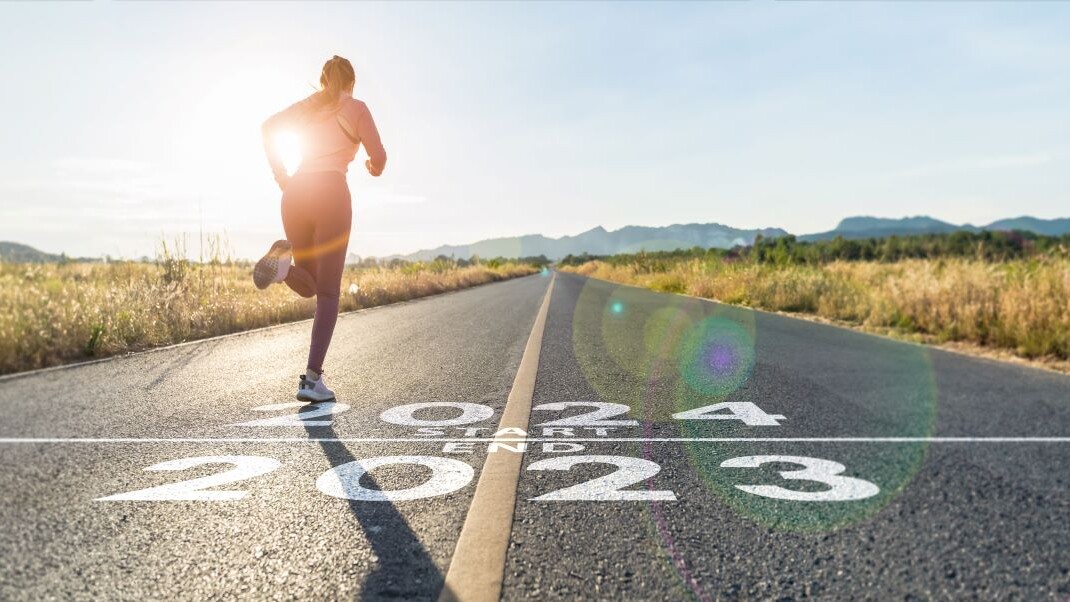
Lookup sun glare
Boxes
[273,130,303,176]
[174,65,310,187]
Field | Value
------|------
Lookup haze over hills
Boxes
[398,223,790,261]
[0,242,93,263]
[984,216,1070,237]
[398,215,1070,261]
[798,215,1070,242]
[798,216,974,242]
[5,215,1070,264]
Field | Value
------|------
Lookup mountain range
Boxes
[399,215,1070,261]
[4,215,1069,264]
[798,216,1070,242]
[398,223,789,262]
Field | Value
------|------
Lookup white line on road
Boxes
[2,437,1068,443]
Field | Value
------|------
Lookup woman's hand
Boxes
[275,173,292,191]
[366,159,383,177]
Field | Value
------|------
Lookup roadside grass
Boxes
[563,257,1070,364]
[0,248,538,375]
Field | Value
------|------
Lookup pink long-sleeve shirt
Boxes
[262,91,386,184]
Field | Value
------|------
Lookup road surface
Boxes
[1,271,1068,600]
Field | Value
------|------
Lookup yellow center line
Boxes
[439,273,555,602]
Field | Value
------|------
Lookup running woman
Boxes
[254,55,386,402]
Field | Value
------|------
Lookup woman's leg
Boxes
[280,182,318,298]
[305,176,352,374]
[283,254,317,298]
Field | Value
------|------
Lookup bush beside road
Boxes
[0,255,539,375]
[562,249,1070,369]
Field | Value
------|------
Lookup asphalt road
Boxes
[1,271,1068,600]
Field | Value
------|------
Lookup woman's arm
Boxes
[261,96,314,189]
[357,103,387,177]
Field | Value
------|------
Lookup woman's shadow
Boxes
[301,403,455,600]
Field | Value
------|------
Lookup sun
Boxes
[173,66,311,183]
[272,130,304,176]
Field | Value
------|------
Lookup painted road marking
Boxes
[533,401,639,426]
[527,455,676,501]
[439,272,555,602]
[96,456,280,501]
[92,452,890,504]
[3,437,1069,444]
[231,402,352,427]
[317,456,476,502]
[721,455,880,501]
[673,401,787,425]
[380,402,496,426]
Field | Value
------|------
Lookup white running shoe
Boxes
[253,240,292,290]
[296,374,336,402]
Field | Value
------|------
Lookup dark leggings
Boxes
[281,171,352,373]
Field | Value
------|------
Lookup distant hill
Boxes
[799,215,1070,242]
[396,215,1070,261]
[6,214,1068,264]
[984,216,1070,237]
[836,216,967,233]
[800,216,977,241]
[0,242,66,263]
[399,223,789,261]
[0,242,100,263]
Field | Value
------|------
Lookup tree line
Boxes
[348,254,552,269]
[558,230,1070,267]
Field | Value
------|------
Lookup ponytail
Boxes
[308,55,356,113]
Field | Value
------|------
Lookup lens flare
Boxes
[678,316,755,397]
[642,306,693,357]
[570,270,937,598]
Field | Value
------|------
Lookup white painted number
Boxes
[231,402,351,427]
[96,456,280,502]
[379,402,494,427]
[534,402,638,427]
[316,456,474,501]
[720,455,879,501]
[672,402,785,426]
[527,455,676,501]
[96,452,880,505]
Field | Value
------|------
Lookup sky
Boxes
[0,1,1067,260]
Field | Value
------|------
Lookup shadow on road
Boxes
[302,406,452,601]
[142,339,223,391]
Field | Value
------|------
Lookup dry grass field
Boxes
[563,257,1070,364]
[0,256,537,375]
